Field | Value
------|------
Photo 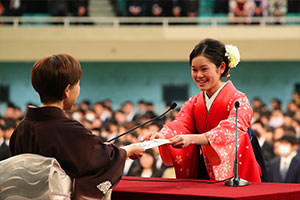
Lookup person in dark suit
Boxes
[0,125,10,161]
[267,134,300,183]
[251,120,275,166]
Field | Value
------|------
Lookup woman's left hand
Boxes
[169,135,192,148]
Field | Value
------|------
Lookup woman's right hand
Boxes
[140,132,166,142]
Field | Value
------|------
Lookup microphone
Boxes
[107,103,177,143]
[225,101,250,187]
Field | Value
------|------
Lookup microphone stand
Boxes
[225,101,250,187]
[107,103,177,143]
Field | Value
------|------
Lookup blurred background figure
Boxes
[251,0,268,24]
[182,0,199,17]
[267,134,300,183]
[0,124,9,161]
[122,101,136,122]
[0,0,23,17]
[229,0,255,24]
[268,0,287,24]
[146,0,163,17]
[162,0,183,17]
[253,0,268,17]
[251,120,275,167]
[127,149,162,177]
[126,0,144,17]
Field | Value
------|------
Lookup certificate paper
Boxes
[134,139,170,150]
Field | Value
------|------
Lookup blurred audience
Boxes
[1,0,299,27]
[1,88,300,181]
[0,0,88,18]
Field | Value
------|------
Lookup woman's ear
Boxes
[219,62,226,75]
[63,84,71,99]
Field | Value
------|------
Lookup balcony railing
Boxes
[0,16,299,28]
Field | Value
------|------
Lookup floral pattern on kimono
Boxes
[159,81,261,182]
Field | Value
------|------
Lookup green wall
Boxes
[0,61,299,113]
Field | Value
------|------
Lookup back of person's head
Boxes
[189,38,230,78]
[31,54,81,104]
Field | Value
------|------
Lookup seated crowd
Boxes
[1,90,300,182]
[0,0,299,22]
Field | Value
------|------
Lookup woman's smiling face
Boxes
[191,55,225,97]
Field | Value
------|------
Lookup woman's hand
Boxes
[169,135,192,148]
[140,132,166,142]
[122,144,145,160]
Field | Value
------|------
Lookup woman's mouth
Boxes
[197,80,208,86]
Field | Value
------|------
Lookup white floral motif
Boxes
[97,181,112,195]
[175,155,183,164]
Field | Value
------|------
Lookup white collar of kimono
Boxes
[205,81,229,111]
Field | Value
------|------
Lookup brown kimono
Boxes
[10,106,126,199]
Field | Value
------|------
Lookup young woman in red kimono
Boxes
[142,38,261,182]
[10,54,145,199]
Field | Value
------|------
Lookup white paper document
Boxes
[134,139,170,150]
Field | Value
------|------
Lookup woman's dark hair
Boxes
[31,54,82,103]
[189,38,230,78]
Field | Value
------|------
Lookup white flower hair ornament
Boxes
[225,44,240,68]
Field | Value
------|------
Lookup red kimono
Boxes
[159,81,261,182]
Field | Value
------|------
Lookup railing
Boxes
[0,16,299,28]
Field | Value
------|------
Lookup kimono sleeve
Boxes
[73,137,126,199]
[160,97,197,139]
[159,97,197,166]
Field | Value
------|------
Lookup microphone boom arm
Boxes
[107,103,177,143]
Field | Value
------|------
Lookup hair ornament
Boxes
[225,44,240,68]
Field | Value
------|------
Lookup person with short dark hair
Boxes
[251,120,275,166]
[268,134,300,183]
[142,38,261,182]
[10,54,144,199]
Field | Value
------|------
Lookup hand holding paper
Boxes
[122,139,170,152]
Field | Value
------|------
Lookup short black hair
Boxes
[278,134,297,145]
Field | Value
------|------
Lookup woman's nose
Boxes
[196,72,203,79]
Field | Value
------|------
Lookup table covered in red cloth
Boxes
[112,176,300,200]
